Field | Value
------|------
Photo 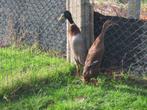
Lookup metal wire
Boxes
[0,0,146,75]
[0,0,66,51]
[94,1,147,75]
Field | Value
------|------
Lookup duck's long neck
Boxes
[99,30,106,41]
[69,24,80,36]
[99,23,112,41]
[67,16,74,24]
[67,15,81,36]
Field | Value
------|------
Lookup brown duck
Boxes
[58,11,87,76]
[82,20,117,82]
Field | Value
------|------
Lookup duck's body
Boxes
[59,11,87,76]
[69,24,86,65]
[83,20,116,82]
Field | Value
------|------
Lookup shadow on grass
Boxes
[0,72,147,104]
[0,71,74,102]
[0,80,66,110]
[100,74,147,96]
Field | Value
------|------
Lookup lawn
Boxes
[142,0,147,4]
[0,47,147,110]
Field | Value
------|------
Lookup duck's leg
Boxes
[76,63,80,77]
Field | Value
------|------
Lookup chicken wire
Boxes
[0,0,67,88]
[0,0,146,76]
[0,0,66,51]
[94,1,147,75]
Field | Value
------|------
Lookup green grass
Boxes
[142,0,147,4]
[0,47,75,98]
[0,47,147,110]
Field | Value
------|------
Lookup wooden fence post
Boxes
[66,0,94,63]
[128,0,141,19]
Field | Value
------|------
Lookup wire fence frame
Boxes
[0,0,146,79]
[93,0,147,75]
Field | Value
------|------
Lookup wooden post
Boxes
[66,0,94,63]
[128,0,141,19]
[7,15,15,44]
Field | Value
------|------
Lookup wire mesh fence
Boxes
[0,0,147,108]
[93,0,147,75]
[0,0,67,95]
[0,0,147,87]
[0,0,66,51]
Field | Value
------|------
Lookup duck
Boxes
[82,20,117,83]
[58,10,87,76]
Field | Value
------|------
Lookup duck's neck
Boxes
[69,23,80,36]
[67,17,74,24]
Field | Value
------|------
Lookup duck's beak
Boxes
[58,14,66,23]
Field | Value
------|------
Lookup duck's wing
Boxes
[85,49,99,66]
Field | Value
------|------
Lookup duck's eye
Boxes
[58,14,66,23]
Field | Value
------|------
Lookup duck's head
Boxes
[58,11,74,24]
